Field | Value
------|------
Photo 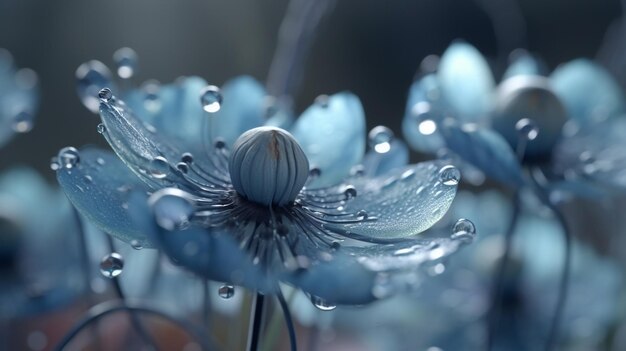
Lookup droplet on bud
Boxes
[57,147,80,169]
[76,60,114,113]
[368,126,394,154]
[200,85,222,113]
[438,165,460,186]
[98,88,112,102]
[100,252,124,278]
[343,185,357,200]
[310,295,336,311]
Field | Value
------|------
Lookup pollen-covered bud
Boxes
[229,127,309,206]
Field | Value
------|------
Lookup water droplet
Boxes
[97,123,106,134]
[438,165,460,186]
[49,157,60,171]
[200,85,222,113]
[427,263,446,276]
[368,126,394,153]
[12,111,33,133]
[356,210,368,220]
[401,169,415,181]
[149,188,195,231]
[218,284,235,299]
[130,240,143,250]
[113,47,138,79]
[27,331,47,351]
[176,162,189,173]
[97,157,106,165]
[149,156,169,179]
[418,119,437,135]
[99,252,124,278]
[83,175,93,183]
[76,60,113,113]
[310,295,336,311]
[309,167,321,178]
[57,147,80,169]
[315,95,329,108]
[343,185,357,200]
[515,118,539,141]
[98,88,112,103]
[181,153,194,164]
[214,139,227,150]
[451,218,476,242]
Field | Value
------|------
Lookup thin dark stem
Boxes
[486,190,521,350]
[266,0,335,106]
[247,293,266,351]
[530,170,572,351]
[105,236,160,350]
[53,301,215,351]
[276,288,298,351]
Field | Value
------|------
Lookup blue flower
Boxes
[58,55,473,305]
[403,42,626,195]
[0,168,84,317]
[0,49,39,147]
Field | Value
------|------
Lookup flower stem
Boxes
[247,293,266,351]
[276,288,298,351]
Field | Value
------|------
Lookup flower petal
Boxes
[56,148,153,246]
[210,76,267,146]
[502,54,545,79]
[437,42,495,122]
[402,75,446,154]
[440,121,524,187]
[291,93,366,187]
[362,139,409,176]
[330,161,459,238]
[551,59,624,125]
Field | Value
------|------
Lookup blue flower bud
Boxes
[229,127,309,206]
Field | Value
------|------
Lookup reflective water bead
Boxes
[76,60,114,113]
[130,240,143,250]
[98,88,112,102]
[515,118,539,141]
[343,185,357,200]
[148,188,195,231]
[200,85,222,113]
[309,167,321,178]
[49,157,60,171]
[12,111,33,133]
[368,126,394,153]
[176,162,189,174]
[97,123,106,134]
[99,252,124,278]
[149,156,170,179]
[356,210,368,220]
[451,218,476,242]
[57,147,80,169]
[181,152,194,164]
[438,165,461,185]
[310,295,337,311]
[113,47,138,79]
[218,284,235,299]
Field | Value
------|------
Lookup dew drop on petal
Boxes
[176,162,189,174]
[130,240,143,250]
[149,188,195,231]
[438,165,460,185]
[200,85,222,113]
[310,295,336,311]
[97,123,106,134]
[343,185,357,200]
[368,126,394,153]
[57,147,80,169]
[218,284,235,299]
[515,118,539,141]
[99,252,124,278]
[113,47,138,79]
[149,156,170,179]
[309,167,321,178]
[451,218,476,242]
[12,111,33,133]
[356,210,368,220]
[181,152,194,164]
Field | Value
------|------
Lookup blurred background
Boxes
[0,0,622,178]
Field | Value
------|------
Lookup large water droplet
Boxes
[181,152,194,164]
[451,218,476,242]
[149,156,170,179]
[97,123,106,134]
[356,210,368,220]
[310,295,336,311]
[76,60,113,113]
[438,165,460,186]
[12,111,33,133]
[368,126,394,153]
[343,185,357,200]
[57,147,80,169]
[200,85,222,113]
[218,284,235,299]
[100,252,124,278]
[98,88,112,102]
[149,188,195,231]
[113,47,138,79]
[515,118,539,141]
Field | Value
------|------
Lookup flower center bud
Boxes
[229,127,309,206]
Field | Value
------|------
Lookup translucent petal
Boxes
[291,92,366,187]
[551,59,624,125]
[502,54,545,79]
[362,139,409,176]
[56,148,154,246]
[437,42,495,122]
[402,76,446,154]
[329,161,459,238]
[440,121,524,187]
[123,76,207,150]
[210,76,267,146]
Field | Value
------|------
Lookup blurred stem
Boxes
[247,293,266,351]
[53,301,215,351]
[261,288,298,351]
[266,0,335,109]
[486,190,521,350]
